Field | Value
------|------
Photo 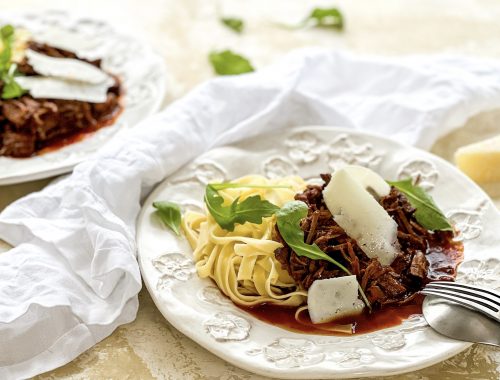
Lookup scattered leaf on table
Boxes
[221,17,244,33]
[209,50,254,75]
[303,7,344,30]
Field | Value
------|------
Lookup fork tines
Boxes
[421,281,500,323]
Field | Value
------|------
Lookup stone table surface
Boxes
[0,0,499,379]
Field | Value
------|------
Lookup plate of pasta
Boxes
[0,10,166,185]
[137,126,500,379]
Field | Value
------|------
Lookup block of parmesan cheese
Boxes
[455,135,500,183]
[308,276,365,324]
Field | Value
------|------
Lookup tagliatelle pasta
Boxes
[182,175,308,307]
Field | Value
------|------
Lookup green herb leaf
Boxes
[2,74,25,99]
[153,201,182,236]
[0,24,14,70]
[204,184,279,231]
[221,17,244,33]
[303,7,344,30]
[387,179,453,231]
[276,201,371,310]
[0,24,14,39]
[276,201,351,273]
[2,64,25,99]
[0,25,25,100]
[209,50,254,76]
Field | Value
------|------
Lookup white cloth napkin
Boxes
[2,48,500,379]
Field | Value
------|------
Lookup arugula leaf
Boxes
[209,50,254,75]
[0,24,14,39]
[303,7,344,30]
[276,201,371,310]
[276,201,351,273]
[0,24,14,70]
[0,25,25,100]
[1,64,25,99]
[387,179,453,231]
[153,201,182,236]
[204,184,279,231]
[2,74,25,99]
[221,17,244,33]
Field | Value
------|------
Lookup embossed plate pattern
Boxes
[0,10,166,185]
[137,126,500,379]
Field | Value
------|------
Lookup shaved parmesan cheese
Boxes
[323,167,399,266]
[340,165,390,198]
[308,276,365,324]
[26,49,112,85]
[16,76,110,103]
[33,28,101,60]
[18,50,115,102]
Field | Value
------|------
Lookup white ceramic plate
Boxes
[0,10,166,185]
[137,126,500,379]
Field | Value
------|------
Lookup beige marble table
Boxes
[1,0,499,378]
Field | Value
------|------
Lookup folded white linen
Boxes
[1,48,500,379]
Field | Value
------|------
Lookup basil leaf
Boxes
[209,50,254,76]
[303,7,344,30]
[387,179,453,231]
[276,201,351,274]
[153,201,182,236]
[204,184,279,231]
[221,17,244,33]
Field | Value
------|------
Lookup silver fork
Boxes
[421,281,500,323]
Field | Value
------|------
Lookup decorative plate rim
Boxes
[137,126,499,379]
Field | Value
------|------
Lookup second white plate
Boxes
[0,10,166,185]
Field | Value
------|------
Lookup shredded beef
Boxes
[273,176,457,308]
[0,41,121,157]
[0,130,35,157]
[410,251,428,279]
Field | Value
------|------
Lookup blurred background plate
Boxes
[0,10,167,185]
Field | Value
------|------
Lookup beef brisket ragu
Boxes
[0,42,121,158]
[273,174,460,308]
